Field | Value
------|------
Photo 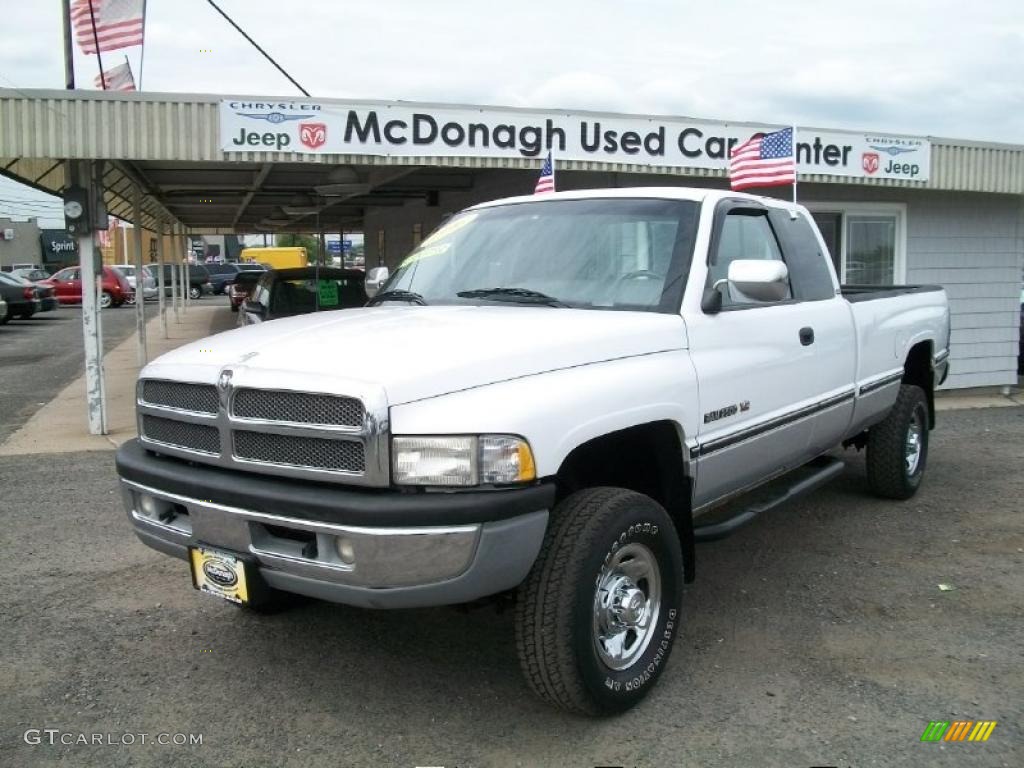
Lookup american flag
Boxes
[534,151,555,194]
[729,127,796,190]
[93,60,136,91]
[71,0,146,54]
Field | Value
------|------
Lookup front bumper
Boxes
[116,440,553,609]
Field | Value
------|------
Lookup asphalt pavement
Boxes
[1,406,1021,768]
[0,303,146,442]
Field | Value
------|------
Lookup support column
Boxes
[132,185,147,367]
[78,161,106,434]
[170,226,181,324]
[184,235,192,310]
[156,220,167,338]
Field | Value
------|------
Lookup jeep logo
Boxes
[230,128,291,151]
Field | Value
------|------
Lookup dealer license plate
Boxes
[189,547,249,605]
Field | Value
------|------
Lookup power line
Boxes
[205,0,310,97]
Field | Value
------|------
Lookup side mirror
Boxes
[243,300,265,317]
[724,260,790,303]
[364,266,390,298]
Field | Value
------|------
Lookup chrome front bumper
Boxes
[121,479,549,609]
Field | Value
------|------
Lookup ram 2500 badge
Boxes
[116,188,950,715]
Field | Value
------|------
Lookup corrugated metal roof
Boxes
[3,88,1023,201]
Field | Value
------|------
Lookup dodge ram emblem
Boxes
[299,122,327,150]
[218,369,233,391]
[862,152,880,174]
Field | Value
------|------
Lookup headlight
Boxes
[392,435,536,487]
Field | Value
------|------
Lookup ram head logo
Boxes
[299,122,327,150]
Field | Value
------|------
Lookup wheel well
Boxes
[903,341,935,427]
[554,421,695,582]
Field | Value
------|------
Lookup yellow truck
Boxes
[239,247,308,270]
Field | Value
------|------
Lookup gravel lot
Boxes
[1,406,1021,766]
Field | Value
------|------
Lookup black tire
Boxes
[515,487,684,715]
[866,383,929,500]
[100,290,113,309]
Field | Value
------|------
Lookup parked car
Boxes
[238,267,366,325]
[205,263,265,294]
[111,264,157,303]
[0,272,42,321]
[2,273,58,312]
[117,188,950,715]
[40,266,131,308]
[227,270,262,312]
[0,294,7,323]
[145,263,213,300]
[12,267,51,282]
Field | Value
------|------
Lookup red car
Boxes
[227,270,262,312]
[42,265,132,308]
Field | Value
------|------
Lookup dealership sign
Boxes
[220,100,931,182]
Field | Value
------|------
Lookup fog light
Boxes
[335,536,355,565]
[138,493,161,518]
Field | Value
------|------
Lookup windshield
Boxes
[384,198,698,312]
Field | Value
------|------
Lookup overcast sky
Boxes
[2,0,1022,225]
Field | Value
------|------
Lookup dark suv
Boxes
[205,262,266,294]
[145,264,213,300]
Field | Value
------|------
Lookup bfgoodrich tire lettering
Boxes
[866,383,929,500]
[515,487,684,715]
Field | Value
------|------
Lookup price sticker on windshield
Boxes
[318,279,339,306]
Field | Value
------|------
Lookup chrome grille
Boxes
[142,380,218,414]
[143,415,220,454]
[232,388,363,427]
[233,430,365,473]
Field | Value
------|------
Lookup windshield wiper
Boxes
[366,289,428,306]
[456,287,567,307]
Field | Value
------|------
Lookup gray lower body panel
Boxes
[122,480,548,609]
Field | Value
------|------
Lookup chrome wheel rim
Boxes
[100,293,111,308]
[592,542,661,671]
[905,408,924,476]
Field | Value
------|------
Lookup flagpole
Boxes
[791,123,798,207]
[61,0,76,89]
[138,0,147,89]
[550,149,556,193]
[87,1,107,89]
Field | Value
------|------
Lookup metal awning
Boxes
[3,88,1023,234]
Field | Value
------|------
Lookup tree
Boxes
[275,233,320,263]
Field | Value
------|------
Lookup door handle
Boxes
[799,327,815,346]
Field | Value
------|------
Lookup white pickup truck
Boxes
[116,188,950,715]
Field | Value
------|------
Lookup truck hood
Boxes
[143,306,687,405]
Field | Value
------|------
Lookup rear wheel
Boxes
[515,487,683,715]
[188,286,202,300]
[866,383,929,499]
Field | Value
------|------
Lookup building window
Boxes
[808,203,905,285]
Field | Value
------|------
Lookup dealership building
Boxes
[1,89,1021,390]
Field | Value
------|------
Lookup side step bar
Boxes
[693,457,845,542]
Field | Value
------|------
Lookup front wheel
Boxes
[99,291,113,309]
[188,286,201,300]
[866,383,929,499]
[515,487,683,715]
